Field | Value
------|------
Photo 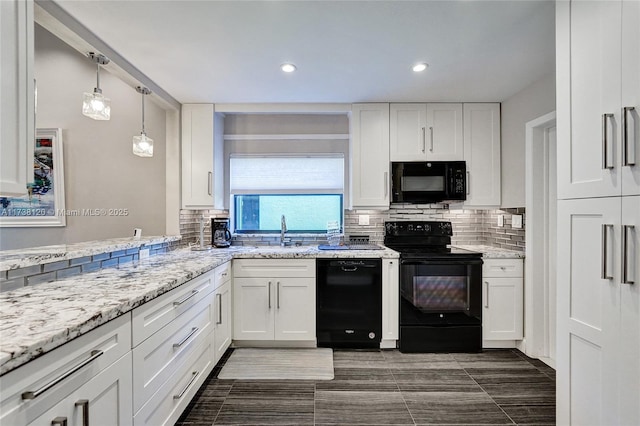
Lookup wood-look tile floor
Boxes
[175,348,555,426]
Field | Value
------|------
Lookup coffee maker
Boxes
[212,218,232,248]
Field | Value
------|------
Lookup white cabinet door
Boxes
[274,278,315,341]
[351,103,390,208]
[213,279,232,361]
[390,104,427,161]
[620,196,640,425]
[29,353,133,426]
[181,104,224,209]
[382,259,399,344]
[557,0,623,200]
[482,277,523,341]
[557,197,621,426]
[0,0,34,196]
[621,0,640,197]
[462,103,501,207]
[233,278,274,340]
[426,103,464,161]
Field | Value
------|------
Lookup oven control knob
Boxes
[408,224,414,231]
[368,332,376,339]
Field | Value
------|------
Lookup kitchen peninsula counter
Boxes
[0,244,398,375]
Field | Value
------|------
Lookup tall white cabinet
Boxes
[556,1,640,424]
[350,103,390,208]
[0,0,35,196]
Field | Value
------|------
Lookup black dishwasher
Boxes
[316,258,382,348]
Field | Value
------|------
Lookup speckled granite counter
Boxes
[453,244,525,259]
[0,245,398,375]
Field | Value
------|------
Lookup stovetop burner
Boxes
[383,221,482,259]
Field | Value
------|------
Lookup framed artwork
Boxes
[0,128,66,227]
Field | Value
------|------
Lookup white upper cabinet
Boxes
[351,103,390,209]
[181,104,224,209]
[558,0,639,199]
[390,103,463,161]
[0,0,35,196]
[462,103,501,207]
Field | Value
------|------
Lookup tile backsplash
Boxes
[180,205,526,252]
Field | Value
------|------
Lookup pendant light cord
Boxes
[95,62,101,92]
[141,91,146,134]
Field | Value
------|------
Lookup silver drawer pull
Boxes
[173,289,200,306]
[622,106,636,166]
[602,113,615,169]
[484,281,489,308]
[75,399,89,426]
[429,126,434,152]
[173,327,199,348]
[173,371,199,400]
[22,350,104,400]
[217,293,223,324]
[623,225,635,284]
[421,127,426,153]
[601,224,613,280]
[51,417,68,426]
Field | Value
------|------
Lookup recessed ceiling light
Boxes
[412,63,428,72]
[281,63,297,73]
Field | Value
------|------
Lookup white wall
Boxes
[501,72,556,208]
[0,25,167,250]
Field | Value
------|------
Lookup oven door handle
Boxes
[400,259,482,266]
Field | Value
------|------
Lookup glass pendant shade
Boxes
[82,90,111,120]
[133,132,154,157]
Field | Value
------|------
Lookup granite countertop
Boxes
[0,235,182,272]
[0,244,398,375]
[453,244,525,259]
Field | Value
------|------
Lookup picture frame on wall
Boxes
[0,128,66,227]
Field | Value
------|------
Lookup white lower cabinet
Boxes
[213,264,232,360]
[381,259,399,348]
[233,259,315,342]
[482,258,523,347]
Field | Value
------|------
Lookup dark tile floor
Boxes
[175,348,556,426]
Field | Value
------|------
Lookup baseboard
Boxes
[380,339,397,349]
[231,340,317,348]
[483,339,518,349]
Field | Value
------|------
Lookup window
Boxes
[230,156,344,233]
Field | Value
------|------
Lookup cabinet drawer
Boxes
[233,259,315,278]
[0,314,131,426]
[134,332,214,426]
[132,294,213,413]
[483,259,523,277]
[214,261,231,290]
[132,270,215,346]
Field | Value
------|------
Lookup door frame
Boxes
[524,111,556,364]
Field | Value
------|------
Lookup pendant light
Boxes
[133,86,153,157]
[82,52,111,120]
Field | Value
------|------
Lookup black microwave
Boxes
[391,161,467,204]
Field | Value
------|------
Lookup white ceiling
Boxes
[55,0,555,104]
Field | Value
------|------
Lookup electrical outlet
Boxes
[139,248,150,259]
[358,214,370,226]
[498,215,504,227]
[512,214,523,229]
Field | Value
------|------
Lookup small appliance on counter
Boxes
[212,218,232,248]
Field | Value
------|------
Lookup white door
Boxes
[390,103,427,161]
[621,0,640,197]
[382,259,399,342]
[483,277,523,341]
[557,197,621,426]
[233,278,274,340]
[426,103,464,161]
[274,278,315,340]
[181,104,214,208]
[620,196,640,425]
[351,103,390,208]
[557,0,622,200]
[214,280,232,361]
[462,103,501,207]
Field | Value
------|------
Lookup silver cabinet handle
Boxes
[217,293,223,324]
[75,399,89,426]
[22,350,104,400]
[484,281,489,308]
[173,371,199,400]
[429,126,434,152]
[623,106,636,166]
[173,327,199,348]
[52,417,68,426]
[268,281,272,309]
[602,113,615,169]
[466,171,470,195]
[173,289,200,306]
[601,224,613,280]
[421,127,426,152]
[207,171,213,195]
[277,281,281,309]
[384,172,388,197]
[623,225,635,284]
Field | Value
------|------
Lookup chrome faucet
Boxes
[280,215,289,246]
